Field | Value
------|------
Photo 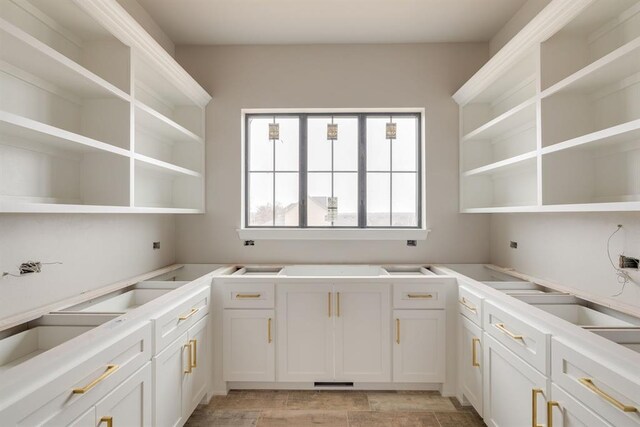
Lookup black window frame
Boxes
[244,111,422,229]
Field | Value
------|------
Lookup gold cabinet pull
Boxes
[73,364,119,394]
[532,388,544,427]
[184,342,193,374]
[268,318,272,343]
[179,307,199,321]
[472,337,480,367]
[408,293,433,299]
[100,416,113,427]
[236,293,261,299]
[547,401,560,427]
[579,377,638,412]
[459,298,477,313]
[396,319,400,344]
[337,292,341,317]
[495,322,525,342]
[328,292,332,317]
[190,339,197,368]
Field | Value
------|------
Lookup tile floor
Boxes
[185,390,486,427]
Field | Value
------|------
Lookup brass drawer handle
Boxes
[532,388,544,427]
[407,294,433,299]
[495,322,525,342]
[236,293,261,299]
[459,298,477,313]
[396,319,400,344]
[184,342,193,374]
[190,339,197,368]
[547,401,560,427]
[472,337,480,367]
[579,377,637,412]
[179,307,199,321]
[100,416,113,427]
[268,318,272,343]
[73,364,119,394]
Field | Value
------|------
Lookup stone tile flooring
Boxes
[185,390,486,427]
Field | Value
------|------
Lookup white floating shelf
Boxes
[0,200,203,214]
[463,151,538,177]
[542,119,640,155]
[0,18,129,101]
[463,99,537,142]
[135,102,203,145]
[134,154,202,178]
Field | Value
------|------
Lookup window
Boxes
[244,111,422,230]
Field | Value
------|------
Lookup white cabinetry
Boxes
[547,383,613,427]
[460,315,483,415]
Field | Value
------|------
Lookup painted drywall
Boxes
[489,0,551,56]
[117,0,175,56]
[173,43,491,264]
[0,215,175,320]
[491,213,640,309]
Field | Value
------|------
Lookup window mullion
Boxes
[299,114,307,228]
[358,114,367,228]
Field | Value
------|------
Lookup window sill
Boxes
[236,228,431,241]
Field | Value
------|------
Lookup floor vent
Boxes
[314,382,354,387]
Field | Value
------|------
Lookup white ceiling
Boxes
[137,0,527,45]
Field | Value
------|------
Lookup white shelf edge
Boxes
[134,153,202,178]
[541,35,640,99]
[462,150,538,177]
[541,119,640,155]
[0,201,204,214]
[0,17,130,102]
[237,228,431,241]
[0,111,131,158]
[462,201,640,213]
[463,98,537,141]
[135,101,204,144]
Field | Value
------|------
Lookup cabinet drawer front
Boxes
[1,322,151,426]
[94,362,152,427]
[153,285,210,354]
[222,283,275,309]
[393,283,446,309]
[458,285,483,326]
[552,338,640,427]
[549,383,613,427]
[484,301,549,374]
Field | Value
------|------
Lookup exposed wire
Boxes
[607,225,632,297]
[2,261,62,278]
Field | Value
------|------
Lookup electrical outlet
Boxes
[510,241,518,249]
[619,255,639,269]
[153,241,161,250]
[244,240,255,246]
[406,240,417,247]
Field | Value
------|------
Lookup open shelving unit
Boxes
[454,0,640,213]
[0,0,211,213]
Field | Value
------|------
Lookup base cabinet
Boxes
[460,315,483,415]
[392,310,445,383]
[483,334,547,427]
[548,384,612,427]
[223,309,275,382]
[154,316,209,427]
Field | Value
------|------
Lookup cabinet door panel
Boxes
[393,310,445,383]
[184,316,209,418]
[335,284,391,382]
[95,362,152,427]
[483,334,547,427]
[154,332,188,427]
[223,309,275,382]
[460,315,483,416]
[277,284,333,382]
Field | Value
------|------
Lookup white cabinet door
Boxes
[393,309,446,383]
[95,362,152,427]
[460,314,483,416]
[223,309,275,382]
[483,333,548,427]
[548,383,613,427]
[67,407,96,427]
[184,316,209,418]
[335,284,391,382]
[154,332,189,427]
[277,284,334,382]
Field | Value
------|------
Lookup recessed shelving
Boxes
[463,151,537,177]
[135,154,202,178]
[135,101,203,145]
[463,99,536,142]
[134,160,203,210]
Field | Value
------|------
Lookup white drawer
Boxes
[458,285,483,327]
[552,338,640,427]
[152,285,210,354]
[0,322,151,426]
[549,383,613,427]
[393,282,446,309]
[484,300,550,374]
[222,282,275,309]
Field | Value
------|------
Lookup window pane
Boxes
[366,117,390,171]
[307,118,331,171]
[248,172,273,226]
[367,173,390,226]
[275,117,299,171]
[307,173,331,226]
[275,173,299,226]
[333,173,358,226]
[332,117,358,171]
[248,117,273,171]
[392,173,418,226]
[392,117,418,172]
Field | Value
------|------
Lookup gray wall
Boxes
[173,43,491,264]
